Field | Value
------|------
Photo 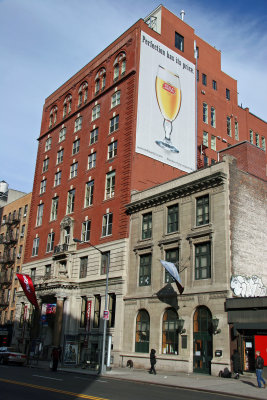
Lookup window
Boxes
[59,127,66,142]
[162,309,178,355]
[78,82,88,106]
[18,245,23,258]
[74,116,82,132]
[95,79,100,94]
[101,251,110,275]
[93,295,101,328]
[196,195,209,226]
[165,248,179,283]
[175,32,184,52]
[211,135,216,151]
[204,155,208,166]
[102,212,113,236]
[84,181,94,207]
[23,205,28,217]
[105,171,115,199]
[92,104,100,121]
[80,297,87,328]
[81,220,91,242]
[142,212,152,239]
[226,88,230,100]
[70,162,78,178]
[36,204,44,226]
[46,232,55,252]
[135,310,150,353]
[88,152,96,169]
[211,107,216,128]
[40,179,47,194]
[249,130,254,144]
[202,73,207,86]
[203,103,208,123]
[195,242,211,279]
[79,256,88,278]
[56,149,64,165]
[212,80,217,90]
[255,133,260,147]
[111,91,121,108]
[30,268,36,282]
[95,68,106,94]
[50,197,58,221]
[108,294,116,328]
[45,264,51,278]
[66,189,75,214]
[113,52,126,80]
[20,225,25,238]
[72,139,80,155]
[227,116,231,136]
[235,121,239,140]
[32,238,39,256]
[90,127,98,145]
[63,94,72,118]
[203,131,208,147]
[139,254,151,286]
[54,171,61,186]
[196,69,199,82]
[167,204,178,233]
[262,137,266,151]
[113,64,119,81]
[109,115,119,133]
[42,158,49,172]
[49,106,57,128]
[108,141,117,159]
[45,137,52,151]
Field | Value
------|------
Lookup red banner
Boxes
[86,300,92,332]
[16,274,39,309]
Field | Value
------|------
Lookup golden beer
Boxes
[156,77,181,122]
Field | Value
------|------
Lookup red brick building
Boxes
[17,5,266,367]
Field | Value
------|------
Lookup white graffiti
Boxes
[231,275,267,298]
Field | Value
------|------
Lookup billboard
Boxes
[136,31,196,172]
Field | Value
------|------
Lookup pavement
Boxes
[27,360,267,400]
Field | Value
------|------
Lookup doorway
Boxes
[193,306,213,374]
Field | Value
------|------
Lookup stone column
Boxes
[53,296,64,346]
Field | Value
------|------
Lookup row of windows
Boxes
[198,71,230,99]
[249,130,266,151]
[202,103,216,128]
[1,205,28,224]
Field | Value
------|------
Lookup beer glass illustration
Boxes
[155,65,181,153]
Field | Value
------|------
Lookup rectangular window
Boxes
[108,141,118,159]
[46,232,55,252]
[80,297,87,328]
[235,121,239,140]
[226,88,230,100]
[57,149,64,164]
[30,268,36,282]
[203,131,208,147]
[211,135,216,151]
[32,238,39,257]
[111,91,121,108]
[93,295,101,328]
[105,171,115,199]
[36,204,44,226]
[196,195,209,226]
[70,162,78,178]
[42,158,49,172]
[203,103,208,123]
[88,152,96,169]
[40,179,47,194]
[212,80,217,90]
[54,171,61,187]
[20,225,25,238]
[81,220,91,242]
[23,205,28,217]
[66,189,75,214]
[108,293,116,328]
[255,133,260,147]
[139,254,151,286]
[72,139,80,155]
[92,105,100,121]
[84,181,94,207]
[45,264,51,278]
[167,204,179,233]
[90,128,98,145]
[59,127,66,142]
[102,212,113,236]
[45,137,52,151]
[211,107,216,128]
[227,116,231,136]
[196,69,199,82]
[79,256,88,278]
[142,212,152,240]
[175,32,184,52]
[109,115,119,133]
[101,251,110,275]
[165,248,179,283]
[262,137,266,151]
[202,73,207,86]
[249,130,254,144]
[74,116,82,132]
[195,242,211,280]
[50,197,58,221]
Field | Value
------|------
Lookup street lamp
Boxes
[73,238,110,374]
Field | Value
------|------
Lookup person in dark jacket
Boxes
[255,351,266,388]
[51,346,61,372]
[149,349,156,375]
[231,349,242,379]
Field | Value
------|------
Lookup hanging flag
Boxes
[160,260,184,294]
[16,274,39,309]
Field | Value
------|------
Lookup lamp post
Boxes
[73,238,109,374]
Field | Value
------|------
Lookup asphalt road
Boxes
[0,364,249,400]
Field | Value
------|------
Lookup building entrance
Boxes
[193,306,213,374]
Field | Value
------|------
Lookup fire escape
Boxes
[0,212,20,310]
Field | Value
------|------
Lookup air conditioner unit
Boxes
[20,234,24,238]
[17,254,21,259]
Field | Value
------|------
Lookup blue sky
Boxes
[1,0,266,193]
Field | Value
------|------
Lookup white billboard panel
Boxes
[136,31,196,172]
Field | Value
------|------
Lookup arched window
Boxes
[95,68,106,94]
[63,94,72,118]
[193,306,212,333]
[78,82,88,106]
[113,52,126,81]
[135,309,150,353]
[162,308,178,354]
[49,106,58,128]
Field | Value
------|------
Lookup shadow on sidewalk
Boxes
[241,380,257,388]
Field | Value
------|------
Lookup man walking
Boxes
[255,351,266,389]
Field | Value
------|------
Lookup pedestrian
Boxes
[255,351,266,389]
[149,349,156,375]
[51,346,61,372]
[231,349,241,379]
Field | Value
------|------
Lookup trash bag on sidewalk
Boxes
[219,368,232,378]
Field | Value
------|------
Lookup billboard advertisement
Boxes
[136,31,196,172]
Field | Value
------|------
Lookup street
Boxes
[0,364,252,400]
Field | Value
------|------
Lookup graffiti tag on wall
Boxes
[231,275,267,297]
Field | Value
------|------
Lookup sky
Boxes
[1,0,266,193]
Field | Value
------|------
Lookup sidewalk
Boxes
[28,361,267,400]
